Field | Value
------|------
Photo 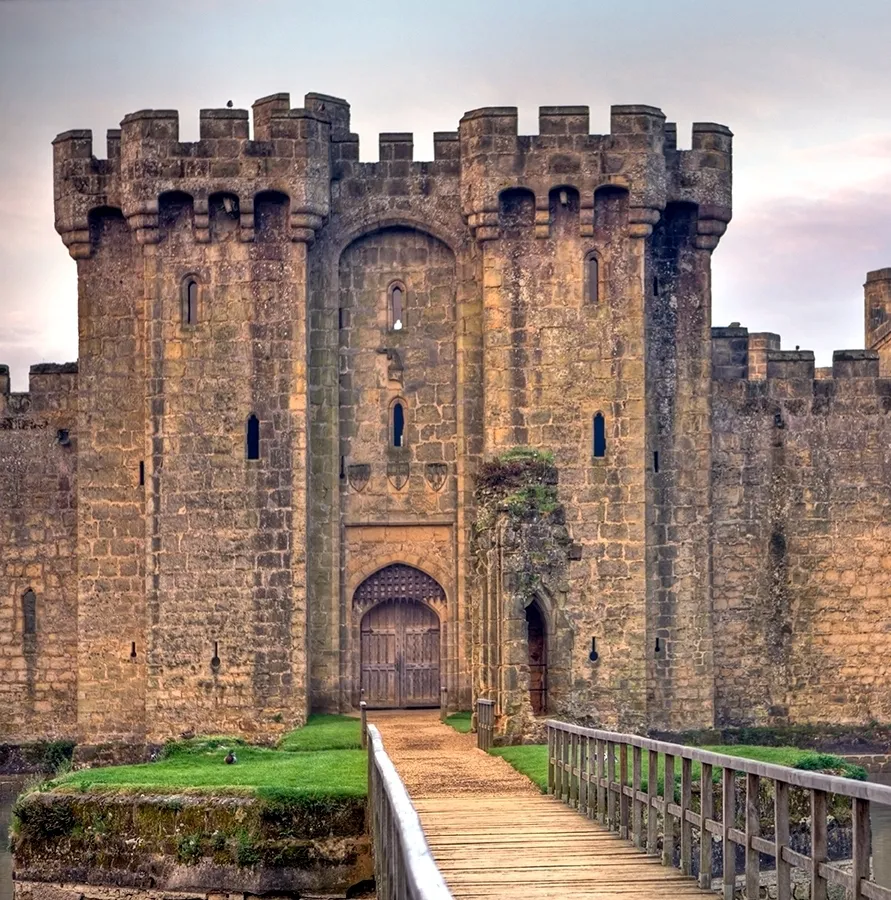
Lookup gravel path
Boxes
[368,709,538,798]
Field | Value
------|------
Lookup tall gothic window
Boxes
[246,414,260,460]
[593,413,606,458]
[585,253,600,305]
[182,276,199,325]
[392,401,405,448]
[388,282,405,331]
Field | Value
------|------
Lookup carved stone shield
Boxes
[425,463,447,491]
[387,461,410,491]
[348,463,371,492]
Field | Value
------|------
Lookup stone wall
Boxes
[712,330,891,725]
[0,365,78,742]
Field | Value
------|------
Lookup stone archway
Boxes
[355,565,445,709]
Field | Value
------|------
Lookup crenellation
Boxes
[832,349,880,378]
[199,108,250,140]
[767,349,815,381]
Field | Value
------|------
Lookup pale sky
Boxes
[2,0,891,390]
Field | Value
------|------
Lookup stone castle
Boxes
[2,90,890,751]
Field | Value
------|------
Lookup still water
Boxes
[872,773,891,888]
[0,777,25,900]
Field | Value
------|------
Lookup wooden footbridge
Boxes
[365,706,891,900]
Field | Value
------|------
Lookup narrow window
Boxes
[392,402,405,448]
[389,283,405,331]
[211,641,221,671]
[22,589,36,636]
[182,277,199,325]
[653,451,659,473]
[586,254,599,305]
[139,461,145,486]
[246,414,260,460]
[653,275,659,297]
[130,641,137,659]
[593,413,606,458]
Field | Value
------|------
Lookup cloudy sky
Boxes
[1,0,890,389]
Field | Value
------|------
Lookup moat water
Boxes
[872,774,891,887]
[0,777,25,900]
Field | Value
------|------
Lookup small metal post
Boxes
[440,686,448,722]
[360,700,368,749]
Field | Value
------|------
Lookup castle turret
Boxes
[52,92,340,746]
[865,268,891,375]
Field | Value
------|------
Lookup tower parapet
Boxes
[458,103,732,243]
[53,92,340,257]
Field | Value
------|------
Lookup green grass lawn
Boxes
[445,711,473,734]
[50,716,367,801]
[491,743,866,794]
[278,713,362,751]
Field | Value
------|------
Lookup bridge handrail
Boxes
[546,719,891,900]
[366,723,454,900]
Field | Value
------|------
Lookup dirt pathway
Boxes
[367,709,537,798]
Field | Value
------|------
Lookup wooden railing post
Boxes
[607,741,617,830]
[647,748,659,855]
[663,753,675,868]
[852,796,870,900]
[745,773,761,900]
[597,738,607,825]
[680,755,692,876]
[547,723,556,795]
[569,731,579,809]
[619,742,629,840]
[775,779,790,900]
[722,766,735,900]
[699,762,714,890]
[811,789,828,900]
[579,730,589,814]
[584,735,597,819]
[632,745,643,848]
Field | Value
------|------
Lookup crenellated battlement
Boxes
[712,324,884,388]
[458,103,731,244]
[53,94,732,256]
[0,363,78,419]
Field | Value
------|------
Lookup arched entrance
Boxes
[526,601,548,715]
[356,565,444,709]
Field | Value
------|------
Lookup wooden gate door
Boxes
[361,601,440,708]
[526,601,548,716]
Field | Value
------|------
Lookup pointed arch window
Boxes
[388,281,406,332]
[585,253,600,305]
[182,276,199,326]
[246,414,260,460]
[392,400,406,448]
[593,412,606,458]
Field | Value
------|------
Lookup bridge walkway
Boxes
[369,710,705,900]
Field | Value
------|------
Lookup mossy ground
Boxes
[491,743,867,794]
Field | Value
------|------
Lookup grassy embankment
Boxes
[48,714,366,801]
